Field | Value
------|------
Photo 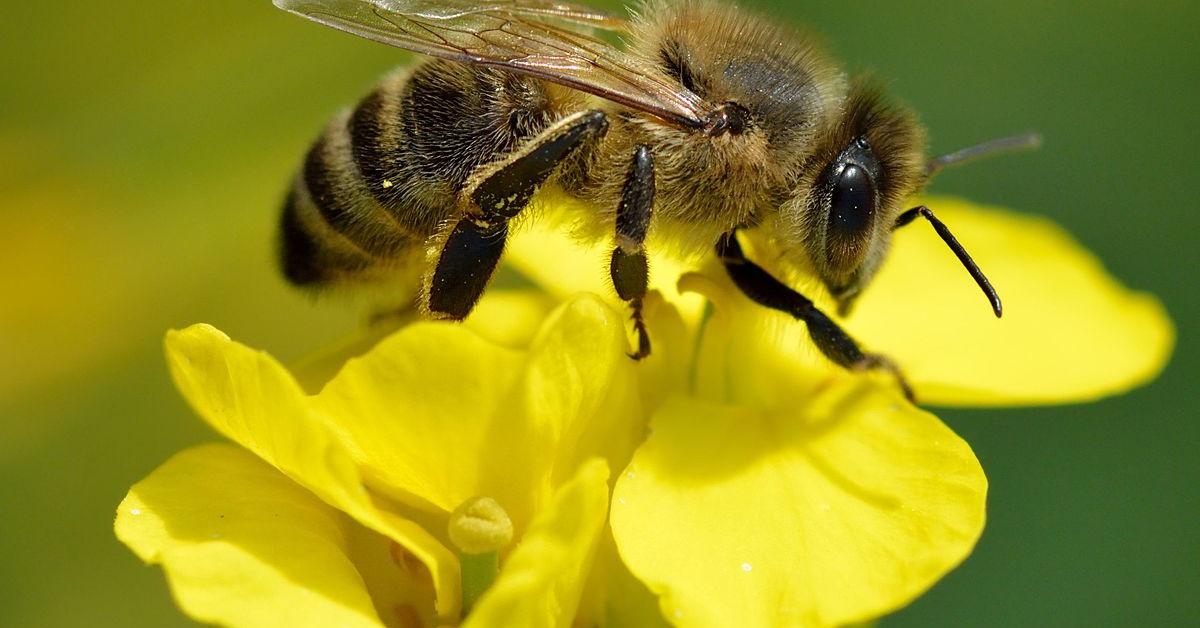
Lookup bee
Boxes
[274,0,1038,401]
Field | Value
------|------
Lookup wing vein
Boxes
[277,0,712,127]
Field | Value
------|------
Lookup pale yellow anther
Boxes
[448,496,513,555]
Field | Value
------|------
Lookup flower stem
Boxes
[459,550,499,614]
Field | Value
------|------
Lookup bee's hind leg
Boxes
[424,110,608,319]
[609,145,655,360]
[715,231,916,403]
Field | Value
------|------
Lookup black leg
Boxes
[425,111,608,319]
[609,145,654,360]
[716,231,915,402]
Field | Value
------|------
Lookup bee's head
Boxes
[781,80,927,314]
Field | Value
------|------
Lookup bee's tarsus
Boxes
[611,145,656,360]
[627,305,652,360]
[860,353,917,404]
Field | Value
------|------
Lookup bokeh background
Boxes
[1,1,1195,626]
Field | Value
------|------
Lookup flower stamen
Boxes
[448,496,514,616]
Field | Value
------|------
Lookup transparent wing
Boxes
[371,0,629,29]
[274,0,712,127]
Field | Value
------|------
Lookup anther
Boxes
[448,496,513,555]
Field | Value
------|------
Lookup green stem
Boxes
[459,550,499,616]
[687,299,716,395]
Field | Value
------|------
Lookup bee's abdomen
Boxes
[280,108,421,287]
[279,186,355,286]
[279,61,558,289]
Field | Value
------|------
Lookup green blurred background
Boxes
[0,1,1194,625]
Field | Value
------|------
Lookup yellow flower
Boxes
[510,195,1171,625]
[115,196,1171,627]
[117,296,649,627]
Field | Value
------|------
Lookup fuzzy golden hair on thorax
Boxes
[566,0,854,256]
[626,0,846,180]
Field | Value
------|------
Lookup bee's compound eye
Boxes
[823,162,878,274]
[830,164,876,237]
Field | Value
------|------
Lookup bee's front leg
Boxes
[424,110,608,319]
[715,231,916,403]
[609,145,655,360]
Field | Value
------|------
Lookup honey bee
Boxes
[275,0,1038,401]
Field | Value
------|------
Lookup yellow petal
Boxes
[625,289,697,435]
[288,289,556,394]
[611,382,986,627]
[506,204,704,407]
[115,444,386,628]
[314,295,642,535]
[464,290,559,350]
[164,325,460,622]
[848,197,1173,405]
[680,268,835,409]
[311,320,524,514]
[517,297,643,493]
[517,196,1170,407]
[464,458,611,628]
[578,533,670,628]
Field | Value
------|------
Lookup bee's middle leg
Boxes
[609,145,655,360]
[715,231,916,402]
[425,110,608,319]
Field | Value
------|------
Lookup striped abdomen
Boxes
[279,60,561,288]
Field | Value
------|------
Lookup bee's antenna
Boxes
[894,206,1003,318]
[925,132,1042,178]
